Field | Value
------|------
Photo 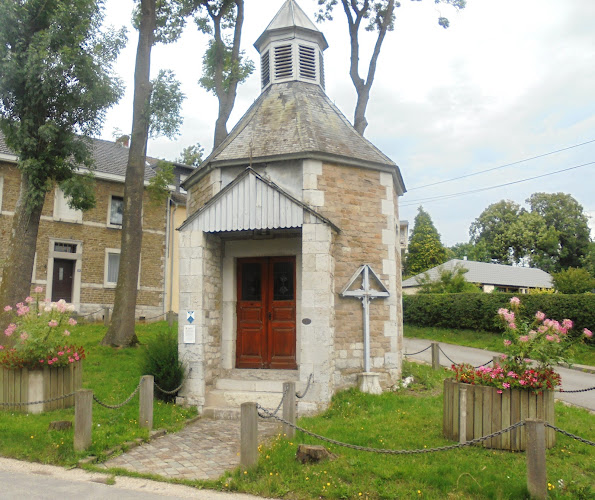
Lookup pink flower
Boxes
[74,353,79,361]
[503,383,510,389]
[584,328,593,338]
[503,340,512,346]
[535,311,545,322]
[24,296,33,303]
[57,351,64,356]
[63,330,70,336]
[20,332,28,341]
[562,319,573,329]
[497,390,503,394]
[508,322,516,330]
[546,334,555,342]
[519,335,529,343]
[39,359,44,363]
[16,306,29,316]
[4,324,16,337]
[68,318,77,326]
[519,380,527,385]
[34,286,44,293]
[3,305,12,312]
[0,345,3,350]
[48,320,58,327]
[510,297,521,306]
[68,357,74,363]
[47,360,53,365]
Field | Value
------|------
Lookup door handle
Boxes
[268,312,272,320]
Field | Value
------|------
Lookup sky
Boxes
[100,0,595,247]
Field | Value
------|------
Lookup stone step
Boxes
[202,406,241,420]
[214,378,286,392]
[205,389,284,410]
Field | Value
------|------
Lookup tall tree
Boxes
[405,206,448,276]
[190,0,253,148]
[0,0,124,329]
[102,0,185,347]
[317,0,466,135]
[527,192,591,272]
[177,142,204,166]
[469,200,542,266]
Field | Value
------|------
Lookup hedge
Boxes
[403,293,595,339]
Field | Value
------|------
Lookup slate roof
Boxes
[254,0,328,51]
[402,259,553,289]
[0,131,194,182]
[187,81,405,193]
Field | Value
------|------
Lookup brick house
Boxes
[0,133,193,319]
[177,0,406,416]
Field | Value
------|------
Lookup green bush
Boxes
[141,329,185,402]
[552,267,595,294]
[403,293,595,341]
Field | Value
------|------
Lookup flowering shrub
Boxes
[451,296,592,393]
[0,287,85,369]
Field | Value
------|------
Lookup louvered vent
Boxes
[261,50,270,88]
[274,44,293,80]
[299,45,316,80]
[319,52,325,89]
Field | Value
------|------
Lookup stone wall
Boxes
[186,169,221,217]
[315,162,401,389]
[0,161,166,317]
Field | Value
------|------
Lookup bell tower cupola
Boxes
[254,0,328,91]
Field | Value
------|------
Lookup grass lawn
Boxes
[404,324,595,367]
[0,321,196,466]
[206,362,594,500]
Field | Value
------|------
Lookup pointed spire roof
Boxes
[254,0,328,52]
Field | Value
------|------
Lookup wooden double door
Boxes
[236,257,297,369]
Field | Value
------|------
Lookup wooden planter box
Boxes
[0,361,83,414]
[443,379,555,451]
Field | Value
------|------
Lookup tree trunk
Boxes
[0,172,45,342]
[101,0,156,347]
[212,0,245,149]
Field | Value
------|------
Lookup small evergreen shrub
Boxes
[141,329,185,402]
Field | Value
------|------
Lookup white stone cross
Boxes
[340,264,389,373]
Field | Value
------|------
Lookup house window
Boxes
[54,242,77,253]
[54,188,82,222]
[105,249,120,287]
[109,195,123,226]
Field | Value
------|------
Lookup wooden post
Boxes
[167,311,177,328]
[431,342,440,370]
[526,419,547,500]
[103,307,111,326]
[74,389,93,452]
[139,375,154,429]
[241,402,258,468]
[459,386,467,444]
[283,382,296,439]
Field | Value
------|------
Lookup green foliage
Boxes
[528,192,591,272]
[132,0,190,44]
[469,193,592,272]
[403,293,595,340]
[149,69,185,139]
[581,241,595,277]
[59,173,96,211]
[199,40,254,96]
[448,241,491,262]
[0,0,125,212]
[141,328,185,402]
[177,142,204,166]
[147,160,174,205]
[552,267,595,294]
[416,264,482,294]
[404,206,448,276]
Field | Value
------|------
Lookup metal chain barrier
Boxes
[296,373,314,399]
[438,346,458,365]
[0,392,75,407]
[257,403,525,454]
[154,369,192,395]
[555,386,595,393]
[403,345,432,356]
[142,312,167,321]
[258,385,288,418]
[474,359,493,368]
[545,423,595,446]
[92,380,142,409]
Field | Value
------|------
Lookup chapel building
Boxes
[177,0,406,416]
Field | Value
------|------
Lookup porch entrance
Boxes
[236,256,297,369]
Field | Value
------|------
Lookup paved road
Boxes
[403,337,595,412]
[0,457,267,499]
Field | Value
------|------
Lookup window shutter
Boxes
[319,52,325,89]
[274,44,293,80]
[261,50,270,88]
[299,45,316,81]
